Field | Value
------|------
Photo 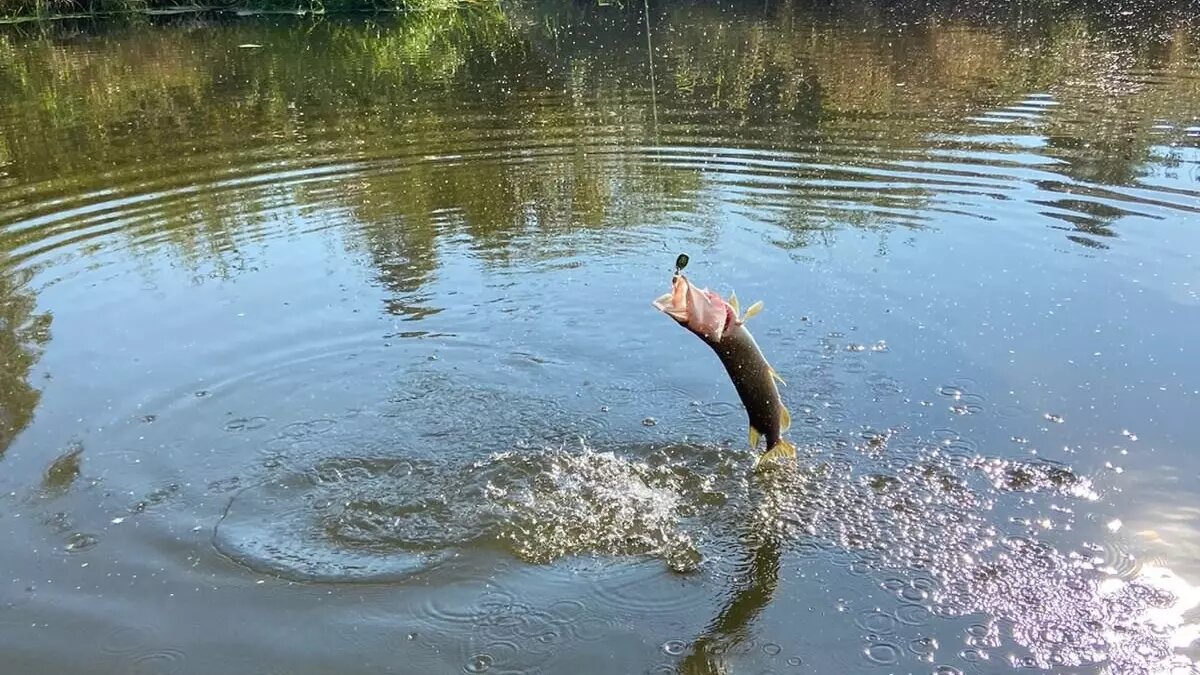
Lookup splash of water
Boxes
[213,434,1198,674]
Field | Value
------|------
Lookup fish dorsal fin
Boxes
[741,300,764,322]
[728,291,740,319]
[749,425,760,450]
[780,403,791,433]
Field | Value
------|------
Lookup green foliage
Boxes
[0,0,492,22]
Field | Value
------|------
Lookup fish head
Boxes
[653,273,733,343]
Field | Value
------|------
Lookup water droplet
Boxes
[786,656,802,666]
[224,416,269,432]
[762,642,782,655]
[65,532,99,552]
[662,640,686,656]
[938,385,964,399]
[959,648,988,663]
[855,609,897,634]
[464,654,493,673]
[865,642,900,665]
[909,636,938,655]
[1043,413,1064,423]
[934,666,962,675]
[965,623,991,638]
[642,417,658,427]
[129,648,186,674]
[895,604,932,626]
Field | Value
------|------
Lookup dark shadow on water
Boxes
[678,533,782,675]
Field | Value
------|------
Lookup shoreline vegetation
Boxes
[0,0,498,24]
[5,0,1200,24]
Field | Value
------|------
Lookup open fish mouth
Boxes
[652,273,692,323]
[653,272,732,343]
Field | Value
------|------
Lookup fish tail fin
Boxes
[752,438,797,469]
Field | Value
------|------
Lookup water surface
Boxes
[1,2,1199,674]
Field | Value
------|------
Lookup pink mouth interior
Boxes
[653,274,731,339]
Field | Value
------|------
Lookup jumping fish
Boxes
[652,263,797,467]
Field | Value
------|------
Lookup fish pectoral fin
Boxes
[728,291,740,319]
[749,426,760,450]
[752,438,797,469]
[769,366,787,386]
[780,404,791,433]
[741,300,764,321]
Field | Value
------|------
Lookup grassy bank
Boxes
[0,0,492,23]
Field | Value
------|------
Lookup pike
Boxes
[652,263,797,467]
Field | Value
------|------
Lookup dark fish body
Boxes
[708,321,788,451]
[653,271,795,466]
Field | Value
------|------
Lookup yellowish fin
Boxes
[769,366,786,386]
[753,438,797,469]
[749,426,760,450]
[728,291,740,318]
[780,403,791,433]
[742,300,763,321]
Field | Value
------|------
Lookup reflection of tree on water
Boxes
[0,266,51,456]
[1040,194,1133,250]
[1,2,1197,284]
[679,533,782,675]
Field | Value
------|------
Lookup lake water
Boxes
[1,2,1199,673]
